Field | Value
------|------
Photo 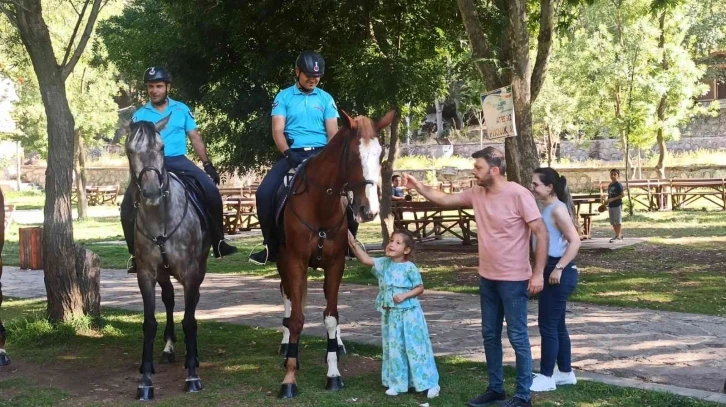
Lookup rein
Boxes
[133,166,190,269]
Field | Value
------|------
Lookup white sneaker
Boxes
[427,385,441,399]
[553,367,577,385]
[530,373,557,392]
[385,388,398,396]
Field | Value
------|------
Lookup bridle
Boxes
[290,127,378,260]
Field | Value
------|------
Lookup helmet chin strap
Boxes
[296,76,314,94]
[152,96,169,107]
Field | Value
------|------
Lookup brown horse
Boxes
[0,188,7,366]
[277,110,394,398]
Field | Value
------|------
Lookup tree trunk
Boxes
[13,0,93,322]
[655,10,668,180]
[74,130,89,220]
[434,98,443,139]
[379,113,401,247]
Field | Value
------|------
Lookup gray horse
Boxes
[125,117,209,400]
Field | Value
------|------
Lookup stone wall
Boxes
[397,165,726,193]
[558,136,726,162]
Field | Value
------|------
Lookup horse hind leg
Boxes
[279,264,307,399]
[324,315,344,391]
[159,277,176,364]
[0,280,9,367]
[136,274,158,401]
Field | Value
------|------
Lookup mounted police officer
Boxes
[122,67,238,273]
[249,51,358,265]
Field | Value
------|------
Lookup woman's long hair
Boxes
[534,167,579,232]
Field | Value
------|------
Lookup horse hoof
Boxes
[161,351,175,364]
[0,354,10,367]
[279,343,288,356]
[278,383,298,398]
[325,376,344,391]
[185,377,203,393]
[136,386,154,401]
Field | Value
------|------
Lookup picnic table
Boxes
[669,178,726,210]
[72,185,120,206]
[392,200,476,245]
[594,179,670,211]
[219,187,259,233]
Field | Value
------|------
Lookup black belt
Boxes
[290,147,324,152]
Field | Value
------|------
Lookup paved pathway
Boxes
[2,267,725,398]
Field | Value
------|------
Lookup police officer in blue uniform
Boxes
[122,67,238,273]
[249,51,358,265]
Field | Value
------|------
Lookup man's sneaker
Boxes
[502,397,531,407]
[426,385,440,399]
[530,373,556,392]
[467,389,506,407]
[553,367,577,386]
[127,256,137,274]
[609,236,623,243]
[214,240,239,258]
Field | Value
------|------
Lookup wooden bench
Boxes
[579,212,597,240]
[222,197,258,234]
[86,185,120,206]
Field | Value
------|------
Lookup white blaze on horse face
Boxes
[358,137,382,217]
[324,315,341,378]
[281,296,292,345]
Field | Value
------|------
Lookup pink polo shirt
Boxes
[459,182,541,281]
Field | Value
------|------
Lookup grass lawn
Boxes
[0,297,720,406]
[3,194,725,316]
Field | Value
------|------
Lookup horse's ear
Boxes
[155,113,172,133]
[375,109,396,132]
[340,110,355,129]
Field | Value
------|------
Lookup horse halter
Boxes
[136,166,169,200]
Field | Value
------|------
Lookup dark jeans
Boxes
[255,149,358,254]
[120,155,223,254]
[538,256,578,376]
[479,277,532,401]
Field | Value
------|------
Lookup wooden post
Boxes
[19,227,43,270]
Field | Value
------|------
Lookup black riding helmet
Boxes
[295,51,325,77]
[143,67,172,83]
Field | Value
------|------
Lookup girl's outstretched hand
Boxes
[347,231,357,249]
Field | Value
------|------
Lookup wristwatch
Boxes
[555,263,565,270]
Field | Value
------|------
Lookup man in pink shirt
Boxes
[403,147,548,407]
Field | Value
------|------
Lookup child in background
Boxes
[607,169,625,242]
[347,230,440,398]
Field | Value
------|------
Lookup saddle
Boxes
[272,160,311,245]
[168,170,210,236]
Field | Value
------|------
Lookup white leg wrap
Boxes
[324,316,340,377]
[0,348,5,354]
[281,296,292,345]
[163,339,174,353]
[336,325,344,347]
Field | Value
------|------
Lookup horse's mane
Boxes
[128,120,161,150]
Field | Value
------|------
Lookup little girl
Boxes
[347,230,440,399]
[530,167,581,392]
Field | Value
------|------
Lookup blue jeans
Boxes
[479,277,532,401]
[538,257,578,376]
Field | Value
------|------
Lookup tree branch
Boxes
[61,0,90,69]
[61,0,102,80]
[531,0,555,103]
[0,3,18,28]
[456,0,504,90]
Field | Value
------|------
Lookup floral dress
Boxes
[372,257,439,393]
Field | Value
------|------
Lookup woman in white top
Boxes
[530,167,581,392]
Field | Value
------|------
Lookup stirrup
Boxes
[248,244,268,265]
[126,256,137,273]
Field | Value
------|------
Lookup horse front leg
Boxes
[136,273,158,401]
[279,258,307,398]
[182,278,203,393]
[322,258,346,391]
[159,275,176,364]
[278,282,292,356]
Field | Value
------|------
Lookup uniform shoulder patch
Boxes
[272,101,279,109]
[188,110,195,119]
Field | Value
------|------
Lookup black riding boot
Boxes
[209,201,239,258]
[346,206,359,258]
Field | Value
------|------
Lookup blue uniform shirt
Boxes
[271,85,339,148]
[132,97,197,157]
